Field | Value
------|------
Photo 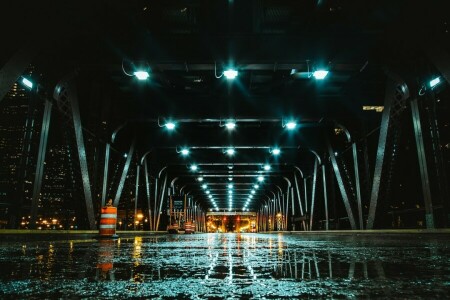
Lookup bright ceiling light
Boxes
[313,70,328,80]
[228,184,233,189]
[21,78,33,89]
[134,71,150,80]
[165,122,176,130]
[181,148,189,156]
[202,184,207,189]
[225,121,236,130]
[228,190,233,194]
[254,184,259,189]
[198,176,203,182]
[228,177,233,181]
[226,148,235,156]
[206,190,210,194]
[223,69,238,79]
[257,176,264,182]
[251,190,255,194]
[430,77,441,88]
[263,164,271,171]
[272,148,281,156]
[286,122,297,130]
[190,164,198,171]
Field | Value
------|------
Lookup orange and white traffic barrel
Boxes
[99,206,118,238]
[185,221,194,234]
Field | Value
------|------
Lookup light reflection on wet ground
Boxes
[0,233,449,299]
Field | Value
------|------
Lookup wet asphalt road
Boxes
[0,233,449,299]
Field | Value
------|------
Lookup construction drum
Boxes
[99,206,118,238]
[185,221,194,234]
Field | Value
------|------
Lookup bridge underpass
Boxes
[1,1,450,298]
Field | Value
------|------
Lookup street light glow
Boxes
[165,122,176,130]
[134,71,150,80]
[313,70,329,80]
[223,69,238,79]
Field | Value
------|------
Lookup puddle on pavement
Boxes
[0,233,449,298]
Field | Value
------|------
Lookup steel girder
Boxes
[54,74,96,229]
[366,72,410,229]
[411,98,435,228]
[29,100,52,229]
[113,140,135,207]
[326,138,357,230]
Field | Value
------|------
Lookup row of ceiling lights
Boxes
[161,120,298,131]
[132,67,329,81]
[180,147,280,157]
[200,179,264,212]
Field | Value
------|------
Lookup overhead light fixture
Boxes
[198,176,203,182]
[165,122,176,130]
[190,164,198,171]
[223,69,238,80]
[271,148,281,156]
[206,190,210,194]
[253,184,259,189]
[228,184,233,189]
[251,190,255,194]
[225,148,235,156]
[285,121,297,130]
[21,77,33,89]
[225,121,236,130]
[180,148,189,156]
[430,77,441,88]
[313,70,328,80]
[123,153,128,158]
[257,176,264,182]
[263,164,271,171]
[134,71,150,80]
[228,190,233,195]
[228,177,233,181]
[202,184,207,189]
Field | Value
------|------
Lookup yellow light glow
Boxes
[363,105,384,112]
[137,213,144,220]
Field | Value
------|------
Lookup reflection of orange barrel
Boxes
[185,221,194,234]
[99,206,117,237]
[96,239,115,280]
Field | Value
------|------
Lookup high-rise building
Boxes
[0,80,38,228]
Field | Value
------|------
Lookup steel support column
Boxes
[294,173,306,230]
[113,140,135,207]
[309,159,318,230]
[367,75,409,229]
[322,164,329,230]
[153,178,158,230]
[54,76,96,229]
[327,139,357,230]
[29,100,52,229]
[101,143,110,207]
[411,98,435,228]
[156,173,168,231]
[144,157,153,230]
[290,187,295,230]
[352,142,364,229]
[134,164,141,230]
